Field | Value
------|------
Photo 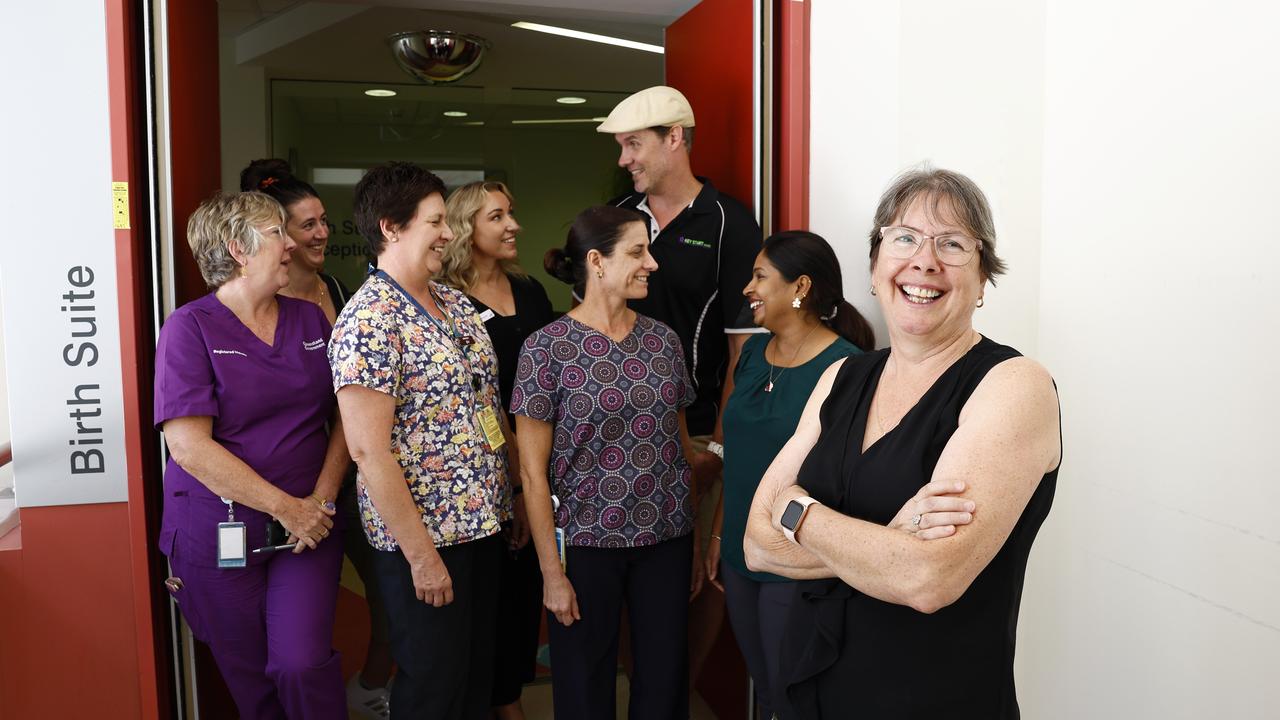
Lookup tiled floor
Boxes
[518,676,719,719]
[345,677,719,719]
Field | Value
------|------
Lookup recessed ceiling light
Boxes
[443,111,469,117]
[511,117,606,125]
[556,96,587,105]
[512,21,664,54]
[364,89,397,97]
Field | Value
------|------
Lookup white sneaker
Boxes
[347,674,390,720]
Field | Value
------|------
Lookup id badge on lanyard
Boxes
[377,271,504,451]
[218,498,247,568]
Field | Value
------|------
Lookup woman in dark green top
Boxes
[708,231,872,719]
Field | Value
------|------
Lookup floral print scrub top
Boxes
[329,271,510,550]
[512,314,695,548]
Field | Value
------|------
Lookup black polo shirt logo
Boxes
[678,235,712,249]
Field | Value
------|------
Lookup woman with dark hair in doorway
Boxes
[513,206,704,720]
[241,158,392,719]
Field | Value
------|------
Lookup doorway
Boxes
[155,1,768,717]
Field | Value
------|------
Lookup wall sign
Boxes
[0,13,129,507]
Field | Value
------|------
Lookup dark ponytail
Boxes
[239,158,320,212]
[543,247,576,285]
[826,299,875,351]
[762,231,875,351]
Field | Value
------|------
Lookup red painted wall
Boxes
[0,506,146,716]
[666,0,756,209]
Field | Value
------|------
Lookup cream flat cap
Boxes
[596,86,696,134]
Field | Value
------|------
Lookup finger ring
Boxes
[910,514,922,528]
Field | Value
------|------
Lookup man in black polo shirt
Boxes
[597,84,764,683]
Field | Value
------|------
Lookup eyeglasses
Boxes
[879,226,982,267]
[253,224,285,241]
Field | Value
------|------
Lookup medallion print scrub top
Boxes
[328,272,510,551]
[154,293,334,566]
[511,314,695,548]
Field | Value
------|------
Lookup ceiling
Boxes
[219,0,691,91]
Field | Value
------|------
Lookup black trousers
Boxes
[372,534,501,720]
[721,564,796,720]
[491,530,544,706]
[547,533,692,720]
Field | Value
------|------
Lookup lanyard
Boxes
[375,270,481,392]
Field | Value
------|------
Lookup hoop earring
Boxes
[870,286,877,296]
[976,297,984,308]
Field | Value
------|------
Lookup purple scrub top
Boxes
[154,293,335,566]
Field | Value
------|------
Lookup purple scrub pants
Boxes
[168,531,346,720]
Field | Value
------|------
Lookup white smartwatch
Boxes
[780,496,820,544]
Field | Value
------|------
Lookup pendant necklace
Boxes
[765,324,819,393]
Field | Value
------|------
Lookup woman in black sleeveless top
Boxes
[744,168,1061,719]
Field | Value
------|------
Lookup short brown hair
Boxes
[353,162,447,256]
[652,125,694,153]
[868,167,1008,284]
[185,191,285,288]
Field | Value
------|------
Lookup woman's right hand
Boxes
[409,552,454,607]
[276,495,335,551]
[889,480,976,540]
[544,572,581,627]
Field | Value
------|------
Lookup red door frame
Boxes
[107,0,168,715]
[776,0,810,231]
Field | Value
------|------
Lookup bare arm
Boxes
[751,357,1060,613]
[679,410,705,598]
[163,416,333,547]
[338,384,453,606]
[516,414,580,625]
[714,333,749,445]
[311,408,350,504]
[499,410,529,548]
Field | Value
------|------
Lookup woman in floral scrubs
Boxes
[329,162,516,720]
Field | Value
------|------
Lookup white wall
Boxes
[811,1,1280,716]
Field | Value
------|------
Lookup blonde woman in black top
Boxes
[442,180,553,720]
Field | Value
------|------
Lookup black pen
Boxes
[252,542,299,554]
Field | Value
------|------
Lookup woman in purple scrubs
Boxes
[155,191,349,720]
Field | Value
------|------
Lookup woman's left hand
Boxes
[888,480,976,540]
[509,493,531,550]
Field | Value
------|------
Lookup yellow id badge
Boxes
[478,406,505,450]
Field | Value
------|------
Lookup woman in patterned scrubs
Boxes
[512,205,704,720]
[329,162,514,720]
